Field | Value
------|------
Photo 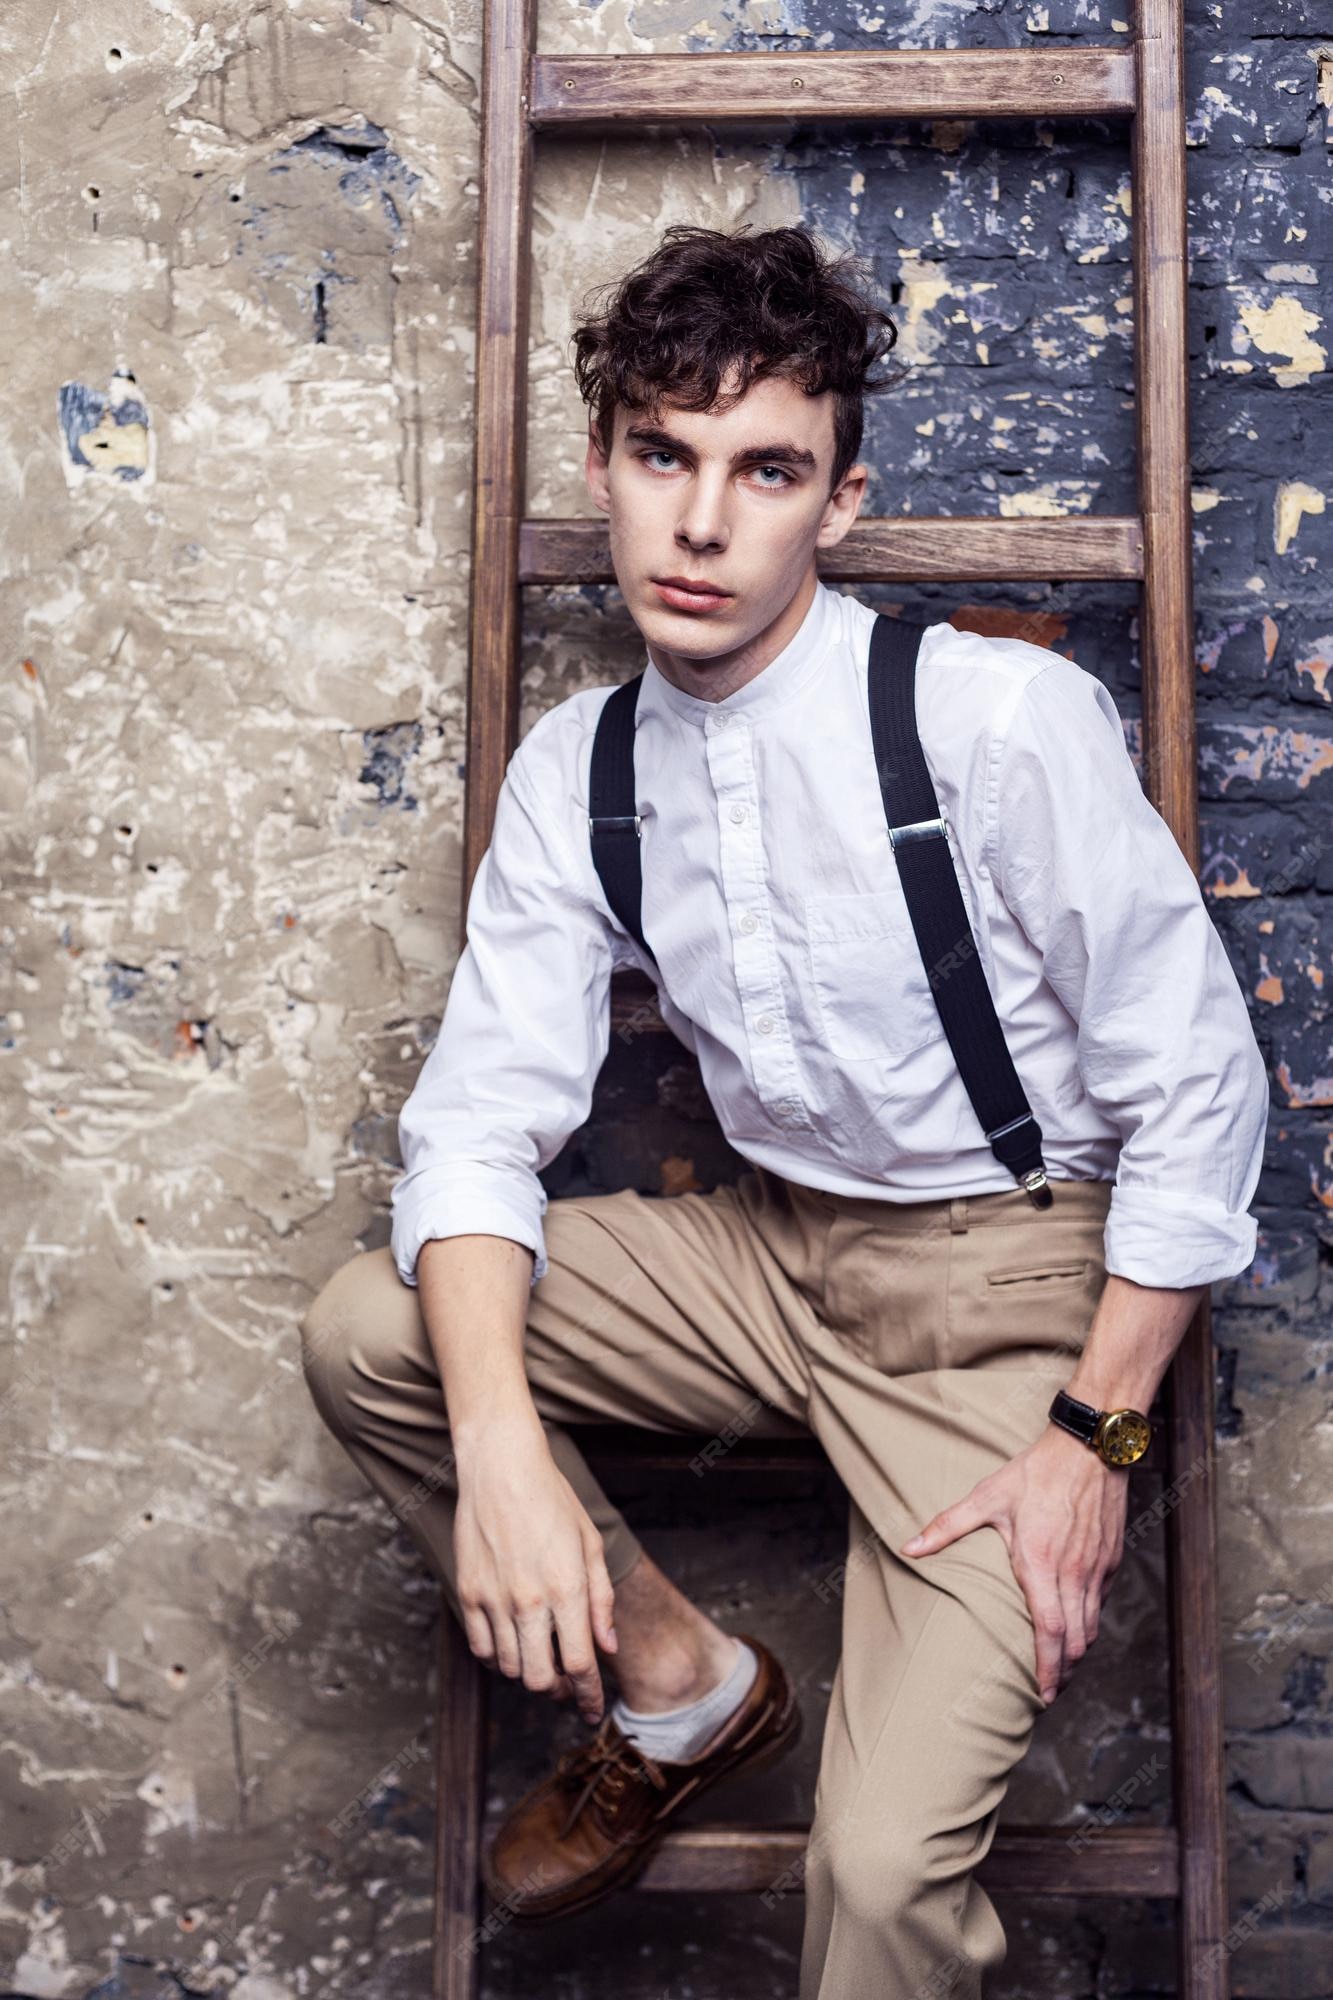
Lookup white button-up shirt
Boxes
[390,581,1269,1294]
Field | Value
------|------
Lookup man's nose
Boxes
[675,474,730,552]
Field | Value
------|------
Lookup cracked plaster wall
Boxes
[1,1,1330,1996]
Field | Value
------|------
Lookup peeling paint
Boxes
[1274,479,1326,556]
[1236,294,1328,388]
[57,369,153,486]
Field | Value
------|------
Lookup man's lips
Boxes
[651,576,734,612]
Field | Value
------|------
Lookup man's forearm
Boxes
[1061,1272,1208,1416]
[416,1233,543,1456]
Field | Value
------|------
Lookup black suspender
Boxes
[866,615,1052,1206]
[587,670,652,961]
[586,615,1052,1207]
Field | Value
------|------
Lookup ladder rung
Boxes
[520,515,1145,585]
[531,49,1137,126]
[478,1820,1180,1899]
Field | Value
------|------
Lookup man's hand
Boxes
[453,1413,619,1726]
[898,1425,1129,1706]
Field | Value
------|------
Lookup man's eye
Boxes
[638,452,790,484]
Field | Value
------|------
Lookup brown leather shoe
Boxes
[480,1632,801,1924]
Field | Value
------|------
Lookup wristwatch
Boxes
[1048,1388,1152,1467]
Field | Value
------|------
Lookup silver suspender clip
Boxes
[887,812,948,850]
[983,1112,1050,1205]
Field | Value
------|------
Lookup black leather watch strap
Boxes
[1048,1387,1103,1446]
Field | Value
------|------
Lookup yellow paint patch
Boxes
[1294,642,1331,702]
[1237,295,1327,387]
[1192,489,1223,513]
[76,412,149,475]
[1255,973,1284,1006]
[1211,868,1261,898]
[1317,49,1333,108]
[1274,479,1325,554]
[998,481,1096,518]
[894,254,955,361]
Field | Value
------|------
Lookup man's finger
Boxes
[582,1533,620,1654]
[492,1613,524,1681]
[1057,1566,1089,1688]
[1025,1574,1066,1705]
[461,1601,496,1667]
[552,1594,605,1724]
[513,1603,564,1696]
[900,1493,986,1557]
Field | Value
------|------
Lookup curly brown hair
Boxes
[571,223,901,494]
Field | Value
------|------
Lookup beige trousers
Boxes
[300,1162,1114,1999]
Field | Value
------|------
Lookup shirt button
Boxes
[756,1015,775,1035]
[729,803,747,824]
[714,712,733,729]
[739,911,758,934]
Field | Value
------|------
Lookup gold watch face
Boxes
[1095,1410,1151,1466]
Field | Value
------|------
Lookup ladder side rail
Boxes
[1133,3,1230,1993]
[463,0,540,929]
[439,8,539,1997]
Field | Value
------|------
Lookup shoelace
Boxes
[553,1724,669,1841]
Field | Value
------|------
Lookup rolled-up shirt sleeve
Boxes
[389,726,615,1289]
[990,660,1270,1291]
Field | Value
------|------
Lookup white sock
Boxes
[610,1637,759,1764]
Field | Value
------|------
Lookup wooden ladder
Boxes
[435,3,1230,1994]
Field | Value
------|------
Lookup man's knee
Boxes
[805,1789,1004,1969]
[298,1246,401,1442]
[802,1806,922,1934]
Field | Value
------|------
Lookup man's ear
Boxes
[815,461,869,550]
[584,422,612,517]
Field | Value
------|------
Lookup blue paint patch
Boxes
[360,722,422,810]
[105,960,148,1006]
[360,1777,433,1840]
[57,379,149,480]
[285,122,422,243]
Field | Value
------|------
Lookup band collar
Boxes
[639,579,839,728]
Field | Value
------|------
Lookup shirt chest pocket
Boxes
[802,886,946,1064]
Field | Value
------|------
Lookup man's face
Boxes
[584,370,866,687]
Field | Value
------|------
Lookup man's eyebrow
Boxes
[624,424,817,471]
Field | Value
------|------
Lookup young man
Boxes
[301,225,1269,1995]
